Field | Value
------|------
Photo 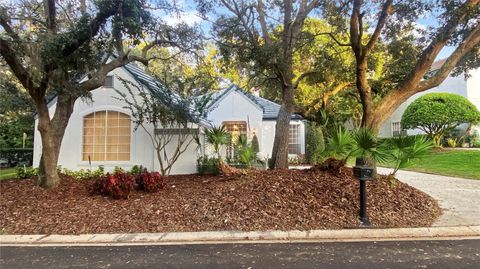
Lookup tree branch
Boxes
[293,70,320,89]
[416,23,480,92]
[398,0,480,91]
[256,0,271,44]
[43,0,57,31]
[364,0,393,54]
[0,38,38,96]
[322,81,355,107]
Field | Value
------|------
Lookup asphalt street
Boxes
[1,239,479,269]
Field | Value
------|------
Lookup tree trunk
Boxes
[37,132,61,188]
[270,86,295,169]
[36,94,75,188]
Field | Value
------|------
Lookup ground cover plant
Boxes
[0,168,440,235]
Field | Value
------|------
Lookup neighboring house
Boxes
[379,61,480,137]
[32,63,306,174]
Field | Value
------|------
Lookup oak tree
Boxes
[0,0,201,187]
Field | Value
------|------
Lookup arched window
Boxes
[82,111,131,161]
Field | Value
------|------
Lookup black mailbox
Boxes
[353,165,374,181]
[354,157,373,226]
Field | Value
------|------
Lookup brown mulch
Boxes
[0,168,441,235]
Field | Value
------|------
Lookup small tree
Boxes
[118,80,210,176]
[401,93,480,147]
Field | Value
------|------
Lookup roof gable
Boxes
[207,84,303,120]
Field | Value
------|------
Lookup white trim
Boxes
[209,86,264,113]
[78,105,131,117]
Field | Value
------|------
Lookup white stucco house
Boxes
[379,61,480,137]
[32,63,306,174]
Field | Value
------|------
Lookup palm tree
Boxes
[205,126,230,158]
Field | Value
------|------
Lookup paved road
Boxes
[377,168,480,227]
[1,240,479,269]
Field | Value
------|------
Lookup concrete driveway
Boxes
[377,168,480,227]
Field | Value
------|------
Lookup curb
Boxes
[1,226,480,246]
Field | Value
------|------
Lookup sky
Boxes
[159,0,455,61]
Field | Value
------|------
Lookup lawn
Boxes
[0,168,18,180]
[385,149,480,180]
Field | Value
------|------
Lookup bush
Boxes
[129,165,144,176]
[401,93,480,147]
[135,171,166,193]
[238,146,256,168]
[384,135,434,176]
[197,156,221,174]
[251,134,260,153]
[0,148,33,167]
[306,123,325,164]
[92,171,135,199]
[61,166,105,180]
[447,138,457,148]
[16,167,38,179]
[288,154,307,165]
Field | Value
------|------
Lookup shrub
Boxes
[197,156,221,174]
[113,166,125,174]
[251,134,260,153]
[92,171,135,199]
[16,167,38,179]
[401,93,480,147]
[447,138,457,148]
[384,135,434,176]
[238,146,256,168]
[306,123,325,164]
[61,166,105,180]
[205,126,230,158]
[288,154,307,165]
[129,165,144,176]
[135,171,166,192]
[324,127,354,160]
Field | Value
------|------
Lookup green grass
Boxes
[383,149,480,180]
[0,167,18,180]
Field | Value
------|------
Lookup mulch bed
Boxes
[0,168,441,235]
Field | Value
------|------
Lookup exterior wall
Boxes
[33,67,199,174]
[378,68,478,137]
[33,74,307,174]
[205,90,306,159]
[466,68,480,134]
[261,119,306,159]
[205,90,264,157]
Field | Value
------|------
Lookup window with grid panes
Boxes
[288,124,301,154]
[82,111,131,161]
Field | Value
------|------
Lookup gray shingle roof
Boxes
[207,84,303,120]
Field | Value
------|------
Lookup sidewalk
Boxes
[1,226,479,246]
[377,167,480,227]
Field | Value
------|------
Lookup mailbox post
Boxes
[352,157,374,226]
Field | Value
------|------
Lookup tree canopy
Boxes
[0,0,203,187]
[320,0,480,131]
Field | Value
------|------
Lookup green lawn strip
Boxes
[0,167,19,180]
[383,149,480,180]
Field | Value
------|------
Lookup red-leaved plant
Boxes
[135,171,166,193]
[92,172,135,199]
